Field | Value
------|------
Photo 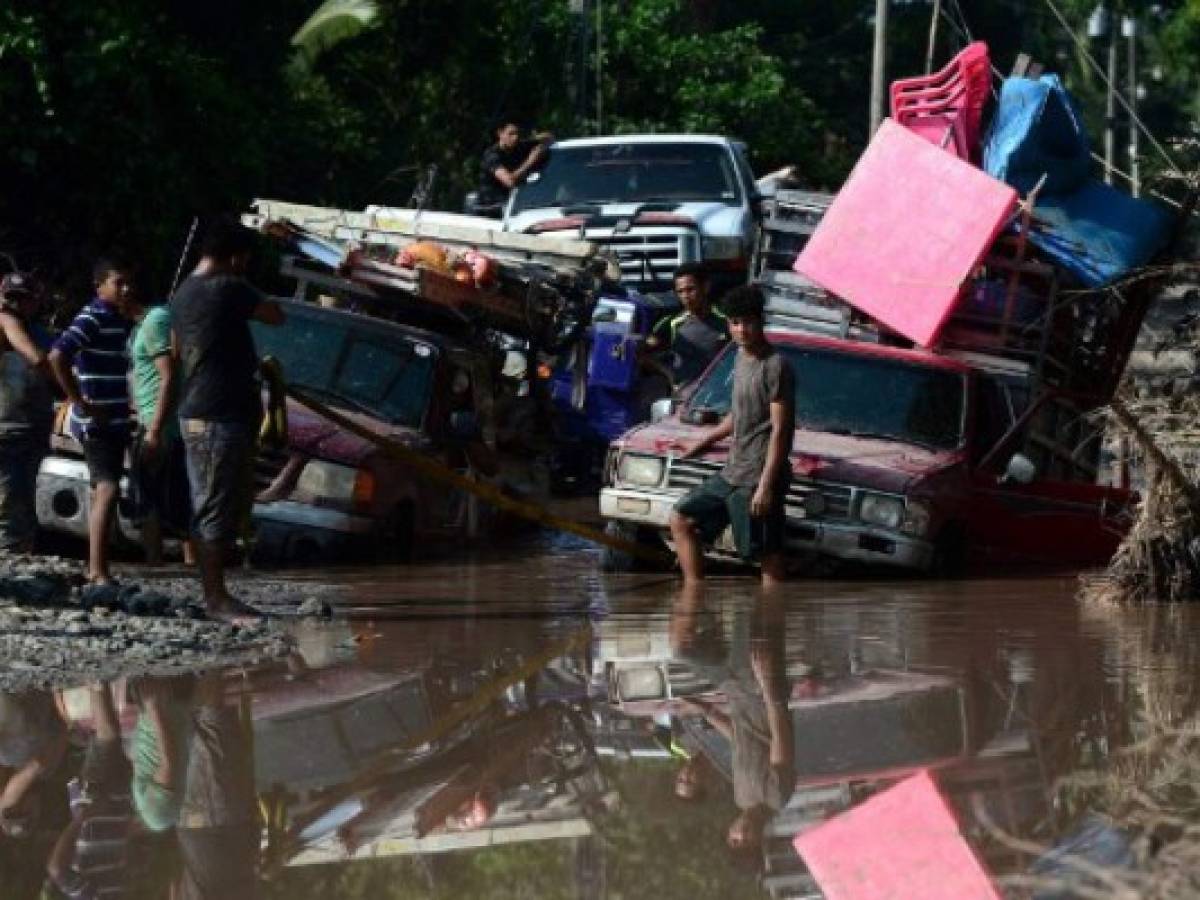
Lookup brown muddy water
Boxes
[4,534,1200,899]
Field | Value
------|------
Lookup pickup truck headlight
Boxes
[617,453,665,487]
[296,460,375,510]
[859,493,905,530]
[700,236,745,260]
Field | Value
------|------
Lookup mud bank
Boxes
[0,551,336,691]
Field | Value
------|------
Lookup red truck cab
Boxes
[599,330,1132,573]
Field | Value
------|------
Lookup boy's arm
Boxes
[751,400,791,516]
[0,312,46,370]
[144,354,175,455]
[48,349,87,414]
[679,413,733,459]
[48,312,95,414]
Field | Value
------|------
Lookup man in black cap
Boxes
[0,273,54,551]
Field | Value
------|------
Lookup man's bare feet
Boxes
[206,596,265,626]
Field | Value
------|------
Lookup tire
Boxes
[932,524,968,577]
[601,520,644,572]
[601,520,667,573]
[375,503,415,563]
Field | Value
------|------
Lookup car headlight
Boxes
[617,667,667,701]
[296,460,375,510]
[900,499,932,537]
[700,236,745,261]
[617,453,664,487]
[859,493,905,530]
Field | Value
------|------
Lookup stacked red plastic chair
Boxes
[890,42,992,162]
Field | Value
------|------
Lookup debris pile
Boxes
[1085,291,1200,604]
[244,200,612,353]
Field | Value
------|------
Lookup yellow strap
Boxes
[284,384,672,566]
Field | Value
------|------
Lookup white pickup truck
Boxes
[500,134,762,292]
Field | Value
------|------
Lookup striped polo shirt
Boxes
[52,298,133,439]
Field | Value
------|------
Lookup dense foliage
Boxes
[1,0,1195,300]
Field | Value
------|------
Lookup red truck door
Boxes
[963,377,1130,567]
[966,475,1129,567]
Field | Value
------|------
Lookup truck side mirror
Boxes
[1000,452,1037,485]
[650,398,676,423]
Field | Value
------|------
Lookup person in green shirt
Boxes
[646,263,730,386]
[129,302,194,565]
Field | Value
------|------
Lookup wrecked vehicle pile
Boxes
[35,200,618,563]
[602,43,1185,574]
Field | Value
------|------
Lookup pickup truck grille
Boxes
[667,457,854,521]
[590,232,693,288]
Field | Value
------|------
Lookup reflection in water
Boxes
[1,561,1199,897]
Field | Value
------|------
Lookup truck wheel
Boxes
[601,521,662,573]
[932,525,968,577]
[376,503,415,563]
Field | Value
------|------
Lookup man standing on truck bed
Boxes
[669,286,794,586]
[648,262,729,385]
[477,119,552,214]
[172,217,284,623]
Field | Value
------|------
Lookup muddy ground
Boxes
[0,550,337,691]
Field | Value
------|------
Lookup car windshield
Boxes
[687,345,966,451]
[511,142,742,213]
[252,309,437,430]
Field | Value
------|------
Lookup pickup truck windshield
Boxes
[252,310,436,430]
[511,143,742,213]
[688,345,966,451]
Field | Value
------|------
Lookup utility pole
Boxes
[1104,19,1117,184]
[870,0,889,134]
[596,0,604,134]
[1089,4,1117,183]
[568,0,589,129]
[1124,15,1140,196]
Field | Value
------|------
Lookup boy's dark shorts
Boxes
[81,433,128,488]
[182,419,255,544]
[674,474,788,561]
[130,431,193,536]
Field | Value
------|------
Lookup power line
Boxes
[1040,0,1185,178]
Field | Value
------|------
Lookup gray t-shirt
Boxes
[721,347,795,488]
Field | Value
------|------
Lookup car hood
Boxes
[620,420,962,494]
[508,201,745,236]
[282,398,430,467]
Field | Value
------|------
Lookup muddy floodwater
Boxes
[4,536,1200,899]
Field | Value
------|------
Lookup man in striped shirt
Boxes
[49,259,140,585]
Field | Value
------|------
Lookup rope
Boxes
[1039,0,1185,179]
[283,383,673,566]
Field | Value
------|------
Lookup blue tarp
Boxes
[983,75,1172,287]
